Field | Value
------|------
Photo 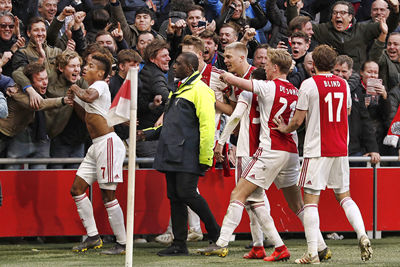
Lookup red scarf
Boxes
[384,105,400,147]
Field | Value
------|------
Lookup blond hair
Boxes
[267,48,292,75]
[225,41,248,58]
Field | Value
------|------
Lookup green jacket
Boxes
[287,4,383,71]
[150,71,215,175]
[12,40,62,88]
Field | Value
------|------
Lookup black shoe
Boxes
[72,235,103,252]
[101,242,126,255]
[157,244,189,256]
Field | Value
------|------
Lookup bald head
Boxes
[371,0,389,22]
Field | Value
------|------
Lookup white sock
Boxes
[303,204,319,257]
[166,218,172,234]
[245,204,263,247]
[216,200,245,247]
[297,207,326,251]
[105,199,126,245]
[251,202,284,248]
[263,194,271,213]
[340,197,366,240]
[73,193,98,237]
[188,206,202,233]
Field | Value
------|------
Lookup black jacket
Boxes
[347,73,379,155]
[145,72,215,175]
[138,62,171,129]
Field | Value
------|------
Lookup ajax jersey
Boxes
[297,74,351,157]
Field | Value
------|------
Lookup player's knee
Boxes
[70,186,82,197]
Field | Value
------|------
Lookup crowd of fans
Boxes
[0,0,399,169]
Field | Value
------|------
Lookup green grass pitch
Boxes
[1,236,400,266]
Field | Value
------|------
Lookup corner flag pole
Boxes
[125,67,138,267]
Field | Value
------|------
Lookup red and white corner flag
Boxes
[107,79,132,127]
[106,67,138,267]
[384,104,400,147]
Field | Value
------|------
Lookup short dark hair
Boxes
[27,17,46,32]
[170,0,194,13]
[82,43,114,62]
[290,31,310,43]
[199,30,219,45]
[288,16,311,35]
[95,30,115,42]
[251,68,266,80]
[91,52,112,80]
[220,22,240,37]
[335,55,353,70]
[136,7,155,20]
[144,39,169,63]
[331,1,354,16]
[23,62,46,82]
[360,60,378,72]
[180,52,199,73]
[187,5,205,17]
[117,49,142,64]
[312,45,337,72]
[180,35,205,53]
[92,8,110,30]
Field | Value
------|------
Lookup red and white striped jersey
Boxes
[200,63,227,141]
[252,79,298,153]
[297,74,351,157]
[235,91,261,157]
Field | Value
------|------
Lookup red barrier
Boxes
[0,167,393,237]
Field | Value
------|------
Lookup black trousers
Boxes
[165,171,220,247]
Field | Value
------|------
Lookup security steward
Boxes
[140,52,220,256]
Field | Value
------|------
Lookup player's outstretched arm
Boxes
[220,72,253,92]
[273,109,307,134]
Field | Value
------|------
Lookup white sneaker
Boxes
[155,232,173,245]
[187,229,203,242]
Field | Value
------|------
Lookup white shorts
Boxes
[242,148,299,190]
[236,156,265,202]
[298,157,349,192]
[77,132,126,187]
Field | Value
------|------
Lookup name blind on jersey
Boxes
[323,80,341,87]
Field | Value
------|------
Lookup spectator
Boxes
[219,23,239,52]
[109,1,163,48]
[85,8,111,44]
[46,7,87,54]
[38,0,58,27]
[44,50,90,169]
[287,0,399,71]
[214,0,267,36]
[287,31,310,88]
[385,83,400,160]
[333,55,380,167]
[95,29,129,59]
[0,63,72,169]
[137,39,171,157]
[110,49,142,100]
[288,15,316,51]
[370,32,400,92]
[136,31,154,58]
[158,0,194,38]
[199,29,227,70]
[348,60,391,161]
[251,43,269,68]
[0,11,25,76]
